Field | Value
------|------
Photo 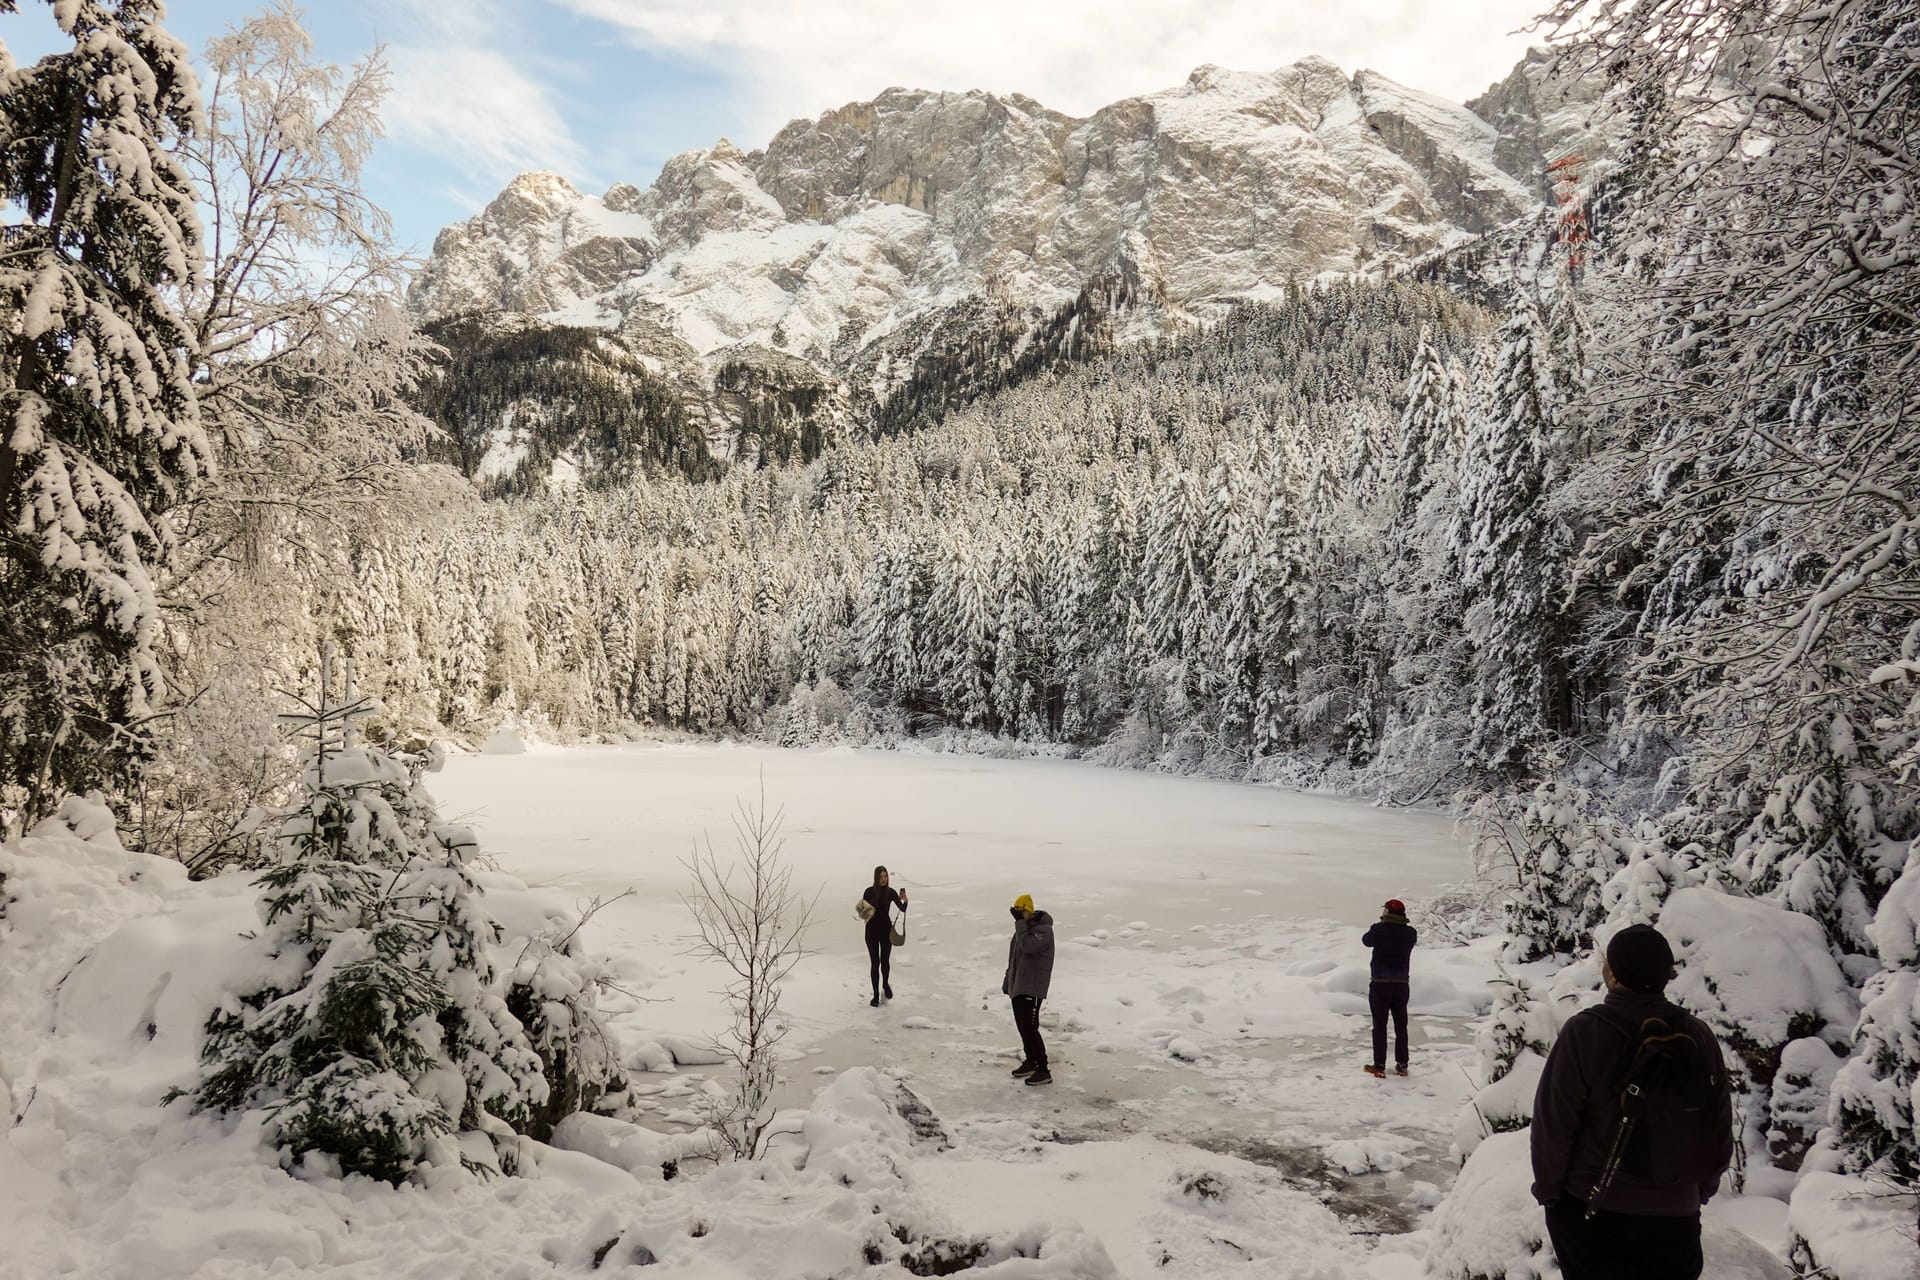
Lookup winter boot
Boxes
[1011,1060,1037,1077]
[869,995,880,1007]
[884,984,893,1000]
[1025,1066,1052,1086]
[1363,1063,1386,1078]
[1394,1064,1409,1077]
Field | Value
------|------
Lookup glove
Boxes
[1010,906,1023,920]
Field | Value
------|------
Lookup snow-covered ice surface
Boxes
[1,744,1777,1278]
[427,745,1501,1266]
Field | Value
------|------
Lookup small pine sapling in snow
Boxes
[187,651,561,1180]
[1598,815,1706,929]
[1477,971,1553,1086]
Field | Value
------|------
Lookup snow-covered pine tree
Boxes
[1250,468,1314,757]
[1737,712,1914,966]
[1477,970,1553,1086]
[1,0,209,821]
[1456,295,1574,777]
[1489,779,1624,963]
[190,652,554,1181]
[1389,333,1465,533]
[1143,467,1209,669]
[1827,843,1920,1191]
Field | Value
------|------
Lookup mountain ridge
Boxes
[408,52,1601,479]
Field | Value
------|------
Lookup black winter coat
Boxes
[1362,918,1416,981]
[1530,989,1734,1216]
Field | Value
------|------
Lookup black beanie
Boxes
[1606,924,1676,994]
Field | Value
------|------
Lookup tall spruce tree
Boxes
[1,0,208,824]
[1456,297,1574,776]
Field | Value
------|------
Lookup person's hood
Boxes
[1381,912,1410,925]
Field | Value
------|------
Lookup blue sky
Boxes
[1,0,1547,255]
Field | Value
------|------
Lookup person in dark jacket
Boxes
[1002,894,1055,1086]
[860,866,907,1007]
[1531,924,1734,1280]
[1362,898,1416,1077]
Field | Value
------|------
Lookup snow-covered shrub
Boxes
[1660,888,1858,1099]
[1599,815,1707,928]
[767,678,862,747]
[1735,712,1914,968]
[1478,972,1555,1085]
[503,905,626,1141]
[1455,1052,1545,1163]
[1827,847,1920,1194]
[187,665,589,1181]
[1477,780,1627,963]
[1765,1038,1842,1173]
[1787,1171,1919,1280]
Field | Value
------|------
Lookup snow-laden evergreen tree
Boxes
[190,653,555,1181]
[1389,333,1466,534]
[1455,296,1574,776]
[1488,779,1626,963]
[1144,467,1209,670]
[1477,970,1553,1086]
[1,0,208,822]
[1828,843,1920,1192]
[1736,712,1914,965]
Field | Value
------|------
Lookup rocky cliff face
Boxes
[410,53,1591,469]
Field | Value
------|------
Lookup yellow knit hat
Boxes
[1013,894,1034,913]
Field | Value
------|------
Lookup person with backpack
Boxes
[1362,898,1416,1078]
[1003,894,1055,1086]
[857,866,907,1007]
[1530,924,1734,1280]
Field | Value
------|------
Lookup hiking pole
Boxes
[1584,1082,1641,1221]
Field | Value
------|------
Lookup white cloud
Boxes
[384,44,586,182]
[554,0,1550,143]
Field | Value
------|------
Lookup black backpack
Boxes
[1584,1003,1729,1217]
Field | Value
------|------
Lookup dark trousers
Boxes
[1012,995,1047,1068]
[1369,980,1409,1067]
[865,926,892,996]
[1545,1199,1703,1280]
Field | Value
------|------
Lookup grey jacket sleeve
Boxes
[1530,1020,1589,1205]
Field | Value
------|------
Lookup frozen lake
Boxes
[435,744,1499,1230]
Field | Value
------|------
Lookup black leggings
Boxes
[865,925,892,995]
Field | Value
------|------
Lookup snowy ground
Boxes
[430,744,1502,1269]
[10,742,1776,1278]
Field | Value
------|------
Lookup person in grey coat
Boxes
[1002,893,1055,1085]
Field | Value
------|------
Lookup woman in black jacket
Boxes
[860,866,907,1006]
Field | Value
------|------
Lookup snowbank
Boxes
[1428,1132,1791,1280]
[1788,1171,1920,1280]
[1657,888,1858,1081]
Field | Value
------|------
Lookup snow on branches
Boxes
[1,0,209,821]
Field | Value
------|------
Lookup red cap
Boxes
[1384,899,1406,914]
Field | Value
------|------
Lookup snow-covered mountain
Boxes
[410,53,1598,467]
